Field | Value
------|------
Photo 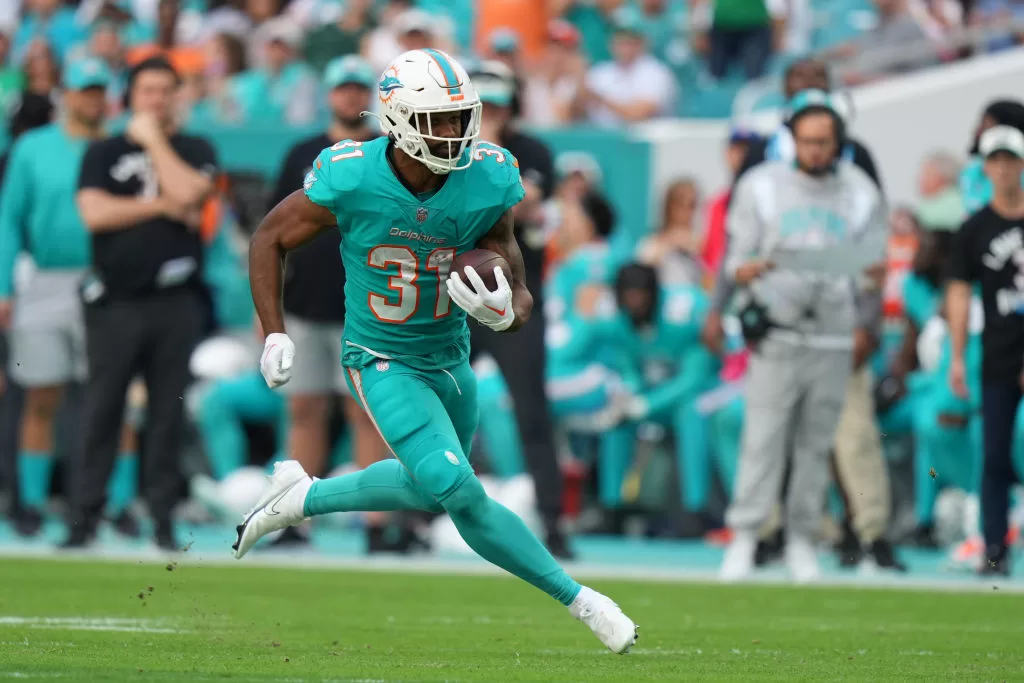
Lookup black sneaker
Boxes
[866,539,907,573]
[754,529,784,567]
[110,510,142,539]
[835,524,863,568]
[59,521,96,549]
[546,529,576,561]
[979,545,1011,577]
[12,506,44,538]
[910,523,940,549]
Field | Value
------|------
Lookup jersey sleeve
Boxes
[476,142,526,215]
[302,141,365,215]
[500,150,526,214]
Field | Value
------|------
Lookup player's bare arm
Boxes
[249,189,337,335]
[476,209,533,332]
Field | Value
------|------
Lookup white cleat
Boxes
[232,461,313,559]
[569,586,638,654]
[720,530,757,583]
[784,533,821,584]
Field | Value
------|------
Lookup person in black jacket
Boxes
[467,60,573,559]
[65,58,217,551]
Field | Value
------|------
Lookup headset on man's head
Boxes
[785,89,849,171]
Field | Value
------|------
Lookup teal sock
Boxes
[304,459,444,515]
[444,476,581,606]
[107,453,138,515]
[18,451,54,510]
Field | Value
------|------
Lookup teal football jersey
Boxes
[303,137,525,371]
[544,242,616,322]
[609,284,715,414]
[902,273,940,329]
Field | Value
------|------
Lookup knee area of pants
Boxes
[407,439,472,498]
[438,473,488,516]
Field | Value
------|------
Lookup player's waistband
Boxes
[341,338,469,373]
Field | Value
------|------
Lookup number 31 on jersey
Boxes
[368,246,455,323]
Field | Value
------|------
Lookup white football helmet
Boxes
[370,49,482,175]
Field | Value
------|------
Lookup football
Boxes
[451,248,512,293]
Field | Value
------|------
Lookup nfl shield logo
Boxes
[376,360,390,372]
[416,207,428,223]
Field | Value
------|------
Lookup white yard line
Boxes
[0,617,188,634]
[0,677,388,683]
[0,545,1020,594]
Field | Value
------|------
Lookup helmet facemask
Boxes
[384,100,482,175]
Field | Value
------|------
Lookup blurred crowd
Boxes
[0,0,1023,580]
[4,0,1024,133]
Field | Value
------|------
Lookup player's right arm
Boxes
[248,190,336,336]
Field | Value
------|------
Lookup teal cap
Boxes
[612,7,645,35]
[323,55,375,90]
[64,56,113,91]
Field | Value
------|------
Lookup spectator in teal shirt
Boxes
[13,0,89,64]
[606,263,719,532]
[232,17,318,125]
[0,56,137,537]
[559,0,622,64]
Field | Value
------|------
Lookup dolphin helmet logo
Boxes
[378,67,403,104]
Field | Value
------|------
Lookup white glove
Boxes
[260,332,295,388]
[446,266,515,332]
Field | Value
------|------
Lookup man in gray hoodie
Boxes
[719,91,887,583]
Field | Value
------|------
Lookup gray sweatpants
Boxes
[726,338,851,538]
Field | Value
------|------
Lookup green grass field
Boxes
[0,557,1022,682]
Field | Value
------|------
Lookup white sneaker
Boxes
[720,530,757,583]
[232,461,313,559]
[785,534,821,584]
[569,586,638,654]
